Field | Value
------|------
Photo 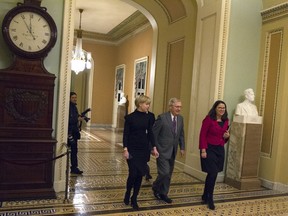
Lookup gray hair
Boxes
[168,97,181,107]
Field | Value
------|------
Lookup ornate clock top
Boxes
[24,0,42,7]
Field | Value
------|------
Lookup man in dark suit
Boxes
[68,92,84,175]
[152,98,185,203]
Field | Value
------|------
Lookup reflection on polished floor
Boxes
[0,127,288,215]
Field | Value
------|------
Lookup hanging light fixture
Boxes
[71,9,92,74]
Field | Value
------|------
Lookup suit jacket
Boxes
[153,112,185,159]
[199,115,229,149]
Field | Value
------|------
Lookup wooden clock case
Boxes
[0,0,57,201]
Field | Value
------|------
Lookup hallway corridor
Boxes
[0,128,287,215]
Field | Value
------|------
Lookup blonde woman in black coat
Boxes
[123,95,159,210]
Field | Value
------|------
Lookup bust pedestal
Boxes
[116,105,126,132]
[225,115,263,190]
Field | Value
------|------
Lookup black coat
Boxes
[68,102,80,139]
[123,110,155,175]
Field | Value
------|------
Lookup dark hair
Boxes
[208,100,228,121]
[70,92,77,97]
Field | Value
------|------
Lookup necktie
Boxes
[172,116,176,134]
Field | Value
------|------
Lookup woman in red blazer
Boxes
[199,100,230,210]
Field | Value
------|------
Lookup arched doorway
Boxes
[72,0,158,128]
[56,0,199,192]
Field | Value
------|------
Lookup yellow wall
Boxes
[116,27,153,114]
[82,43,117,125]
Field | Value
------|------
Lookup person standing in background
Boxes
[123,95,159,210]
[199,100,230,210]
[68,92,84,175]
[152,98,185,204]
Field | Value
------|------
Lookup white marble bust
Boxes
[235,88,259,116]
[119,92,127,105]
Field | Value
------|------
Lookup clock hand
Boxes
[29,15,32,33]
[22,17,30,32]
[29,15,36,41]
[22,16,35,40]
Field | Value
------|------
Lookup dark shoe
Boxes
[208,200,215,210]
[201,194,207,204]
[207,194,215,210]
[152,188,161,200]
[124,192,130,205]
[131,199,139,210]
[145,174,152,181]
[160,194,172,203]
[70,168,83,175]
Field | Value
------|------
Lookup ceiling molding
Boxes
[77,11,150,44]
[261,2,288,23]
[108,10,149,40]
[83,23,152,46]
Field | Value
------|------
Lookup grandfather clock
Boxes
[0,0,57,200]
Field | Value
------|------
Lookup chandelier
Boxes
[71,9,92,74]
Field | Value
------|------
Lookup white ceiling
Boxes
[75,0,138,34]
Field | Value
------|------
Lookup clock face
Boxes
[2,5,57,59]
[8,11,52,53]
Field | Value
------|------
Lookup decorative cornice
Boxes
[261,3,288,23]
[108,11,149,40]
[77,11,150,44]
[24,0,42,6]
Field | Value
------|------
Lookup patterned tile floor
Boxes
[0,128,287,216]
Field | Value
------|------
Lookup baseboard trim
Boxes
[53,180,66,192]
[183,164,225,182]
[260,178,288,192]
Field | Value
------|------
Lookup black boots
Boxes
[125,193,139,210]
[207,194,215,210]
[201,193,207,204]
[201,193,215,210]
[124,191,130,205]
[131,196,139,210]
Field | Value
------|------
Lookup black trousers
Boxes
[70,139,78,170]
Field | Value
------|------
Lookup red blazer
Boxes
[199,115,229,149]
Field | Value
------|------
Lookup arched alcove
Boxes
[55,0,199,192]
